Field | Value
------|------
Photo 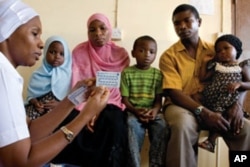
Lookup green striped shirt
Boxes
[121,65,163,108]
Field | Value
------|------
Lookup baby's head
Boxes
[215,34,242,60]
[132,35,157,69]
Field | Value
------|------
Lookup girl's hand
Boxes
[43,100,60,111]
[30,98,44,113]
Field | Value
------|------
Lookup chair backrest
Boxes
[243,91,250,119]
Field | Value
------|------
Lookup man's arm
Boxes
[0,85,109,167]
[166,88,230,132]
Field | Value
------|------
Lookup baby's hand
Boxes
[227,82,241,93]
[202,54,214,65]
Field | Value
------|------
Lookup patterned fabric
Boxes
[25,91,59,120]
[121,65,163,108]
[202,62,242,113]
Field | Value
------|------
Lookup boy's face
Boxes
[132,40,157,69]
[215,41,238,63]
[46,41,65,67]
[172,10,201,40]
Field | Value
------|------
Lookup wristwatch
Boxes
[194,106,204,122]
[194,105,204,116]
[60,126,74,143]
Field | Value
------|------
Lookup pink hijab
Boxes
[71,13,130,111]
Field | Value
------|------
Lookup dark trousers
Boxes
[51,104,128,167]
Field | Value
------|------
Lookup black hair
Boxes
[133,35,157,50]
[172,4,200,19]
[215,34,243,59]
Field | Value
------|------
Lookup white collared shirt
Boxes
[0,52,29,148]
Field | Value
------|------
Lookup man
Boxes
[159,4,250,167]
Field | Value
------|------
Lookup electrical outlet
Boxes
[112,28,122,40]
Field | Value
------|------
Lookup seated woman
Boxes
[51,13,130,167]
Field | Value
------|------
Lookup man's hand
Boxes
[202,110,230,132]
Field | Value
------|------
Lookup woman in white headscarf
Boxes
[0,1,109,166]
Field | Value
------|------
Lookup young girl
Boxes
[25,36,72,119]
[198,34,250,153]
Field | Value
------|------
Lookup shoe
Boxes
[198,139,215,153]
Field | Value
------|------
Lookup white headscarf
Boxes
[0,0,38,42]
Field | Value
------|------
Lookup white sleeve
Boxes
[0,64,30,148]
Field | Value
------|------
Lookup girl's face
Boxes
[46,41,64,67]
[132,40,157,70]
[215,41,238,64]
[7,16,43,68]
[88,20,110,47]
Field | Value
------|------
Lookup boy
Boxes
[121,35,167,167]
